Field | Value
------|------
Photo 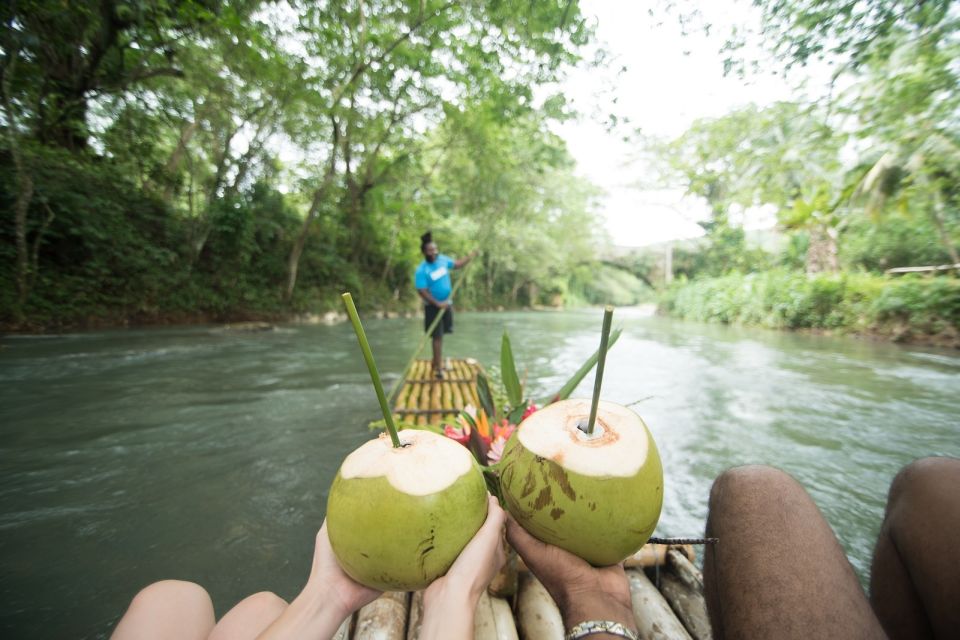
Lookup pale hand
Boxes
[420,495,507,640]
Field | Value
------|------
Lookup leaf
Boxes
[507,401,528,426]
[500,331,523,408]
[475,373,498,421]
[467,425,490,466]
[459,409,478,431]
[549,327,622,403]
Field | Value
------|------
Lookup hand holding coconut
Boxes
[328,294,491,592]
[500,307,664,566]
[420,495,507,639]
[505,513,636,634]
[254,522,382,640]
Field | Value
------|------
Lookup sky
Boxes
[553,1,812,247]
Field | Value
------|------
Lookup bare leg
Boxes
[432,335,443,376]
[870,457,960,640]
[111,580,215,640]
[209,591,288,640]
[703,466,885,640]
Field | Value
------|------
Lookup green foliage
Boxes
[0,147,183,326]
[840,212,955,272]
[662,270,960,337]
[500,332,523,408]
[567,263,654,306]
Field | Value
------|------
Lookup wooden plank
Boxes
[626,569,692,640]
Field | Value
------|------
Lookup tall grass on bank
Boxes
[660,270,960,342]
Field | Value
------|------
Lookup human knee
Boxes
[710,465,800,509]
[237,591,288,616]
[887,456,960,510]
[129,580,212,611]
[890,457,960,498]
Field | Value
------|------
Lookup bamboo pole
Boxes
[488,540,518,598]
[408,382,421,412]
[406,591,424,640]
[332,616,352,640]
[626,569,692,640]
[658,549,712,640]
[430,379,442,418]
[441,381,453,414]
[395,379,411,411]
[353,591,408,640]
[474,590,518,640]
[658,572,712,640]
[418,380,432,425]
[515,573,564,640]
[451,378,465,410]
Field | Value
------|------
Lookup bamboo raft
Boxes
[335,546,711,640]
[375,358,714,638]
[392,358,483,426]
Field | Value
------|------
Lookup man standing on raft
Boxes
[415,231,477,380]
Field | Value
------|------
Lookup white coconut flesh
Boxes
[339,429,475,496]
[516,398,649,477]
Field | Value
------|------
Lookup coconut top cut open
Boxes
[516,398,650,477]
[339,429,475,496]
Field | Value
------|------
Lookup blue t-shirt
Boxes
[414,254,455,304]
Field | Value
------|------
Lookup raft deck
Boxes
[334,546,711,639]
[375,358,713,639]
[393,358,483,426]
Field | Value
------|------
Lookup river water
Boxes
[1,309,958,638]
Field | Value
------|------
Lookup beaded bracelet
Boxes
[565,620,640,640]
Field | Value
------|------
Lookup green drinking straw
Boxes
[342,292,401,448]
[585,305,614,436]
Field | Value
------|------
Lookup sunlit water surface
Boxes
[2,310,958,638]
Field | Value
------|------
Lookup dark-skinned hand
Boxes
[505,514,637,634]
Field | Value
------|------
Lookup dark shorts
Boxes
[424,303,453,338]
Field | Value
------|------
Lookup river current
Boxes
[2,309,958,638]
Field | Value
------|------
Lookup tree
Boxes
[281,0,593,299]
[641,101,845,273]
[847,20,960,266]
[0,0,237,150]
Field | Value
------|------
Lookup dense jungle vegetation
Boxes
[1,1,958,343]
[624,1,960,345]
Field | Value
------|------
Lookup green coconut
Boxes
[326,429,488,591]
[499,398,663,566]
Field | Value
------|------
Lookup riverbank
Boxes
[0,302,574,335]
[660,270,960,349]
